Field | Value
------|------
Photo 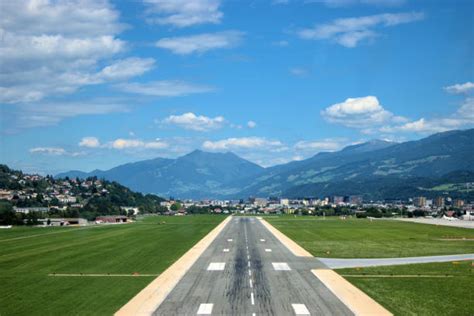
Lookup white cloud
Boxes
[298,12,424,47]
[289,67,309,77]
[96,58,155,81]
[273,40,289,46]
[294,138,347,151]
[29,147,82,157]
[444,82,474,95]
[163,112,225,131]
[0,0,151,104]
[380,98,474,134]
[144,0,223,27]
[321,96,406,128]
[108,138,168,150]
[247,121,257,128]
[316,0,406,7]
[116,80,214,97]
[79,137,101,148]
[2,99,130,132]
[202,137,284,150]
[155,31,243,55]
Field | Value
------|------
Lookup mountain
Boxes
[58,129,474,200]
[233,129,474,199]
[57,150,264,199]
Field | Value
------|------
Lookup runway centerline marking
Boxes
[265,249,272,252]
[272,262,291,271]
[207,262,225,271]
[249,279,253,288]
[223,248,229,252]
[292,304,310,315]
[248,269,252,276]
[251,292,255,305]
[197,303,213,315]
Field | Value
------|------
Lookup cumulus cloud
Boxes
[29,147,83,156]
[444,82,474,95]
[163,112,225,131]
[108,138,168,150]
[79,137,101,148]
[298,12,424,47]
[202,137,284,151]
[0,0,155,104]
[144,0,223,27]
[321,96,406,128]
[247,121,257,128]
[116,80,214,97]
[155,31,243,55]
[380,98,474,134]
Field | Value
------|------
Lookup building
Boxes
[349,195,363,205]
[331,196,345,205]
[253,198,268,207]
[96,215,128,223]
[38,218,87,226]
[413,196,427,208]
[280,198,289,206]
[434,197,445,208]
[453,199,465,208]
[14,207,49,214]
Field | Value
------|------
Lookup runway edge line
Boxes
[259,217,393,316]
[115,216,233,316]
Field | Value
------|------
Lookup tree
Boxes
[170,202,181,211]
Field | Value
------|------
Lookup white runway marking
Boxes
[248,261,251,268]
[272,262,291,271]
[227,239,233,242]
[197,303,213,315]
[260,239,265,242]
[251,292,255,305]
[223,248,230,252]
[249,279,253,288]
[248,270,252,276]
[207,262,225,271]
[247,255,250,260]
[292,304,310,315]
[265,249,272,252]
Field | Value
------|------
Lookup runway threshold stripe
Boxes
[265,249,272,252]
[197,303,213,315]
[292,304,310,315]
[223,249,229,252]
[207,262,225,271]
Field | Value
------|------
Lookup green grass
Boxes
[337,261,474,316]
[266,216,474,258]
[0,215,225,316]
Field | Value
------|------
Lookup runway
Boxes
[154,216,353,315]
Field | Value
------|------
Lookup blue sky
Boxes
[0,0,473,174]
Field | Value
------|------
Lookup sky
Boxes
[0,0,473,175]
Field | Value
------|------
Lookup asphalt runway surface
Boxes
[154,216,353,315]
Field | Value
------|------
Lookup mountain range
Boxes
[57,129,474,200]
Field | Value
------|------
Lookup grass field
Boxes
[266,216,474,258]
[0,215,225,316]
[337,261,474,316]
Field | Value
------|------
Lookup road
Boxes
[154,216,352,315]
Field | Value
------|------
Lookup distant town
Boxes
[0,164,472,227]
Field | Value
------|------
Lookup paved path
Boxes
[154,216,353,315]
[319,253,474,269]
[393,218,474,229]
